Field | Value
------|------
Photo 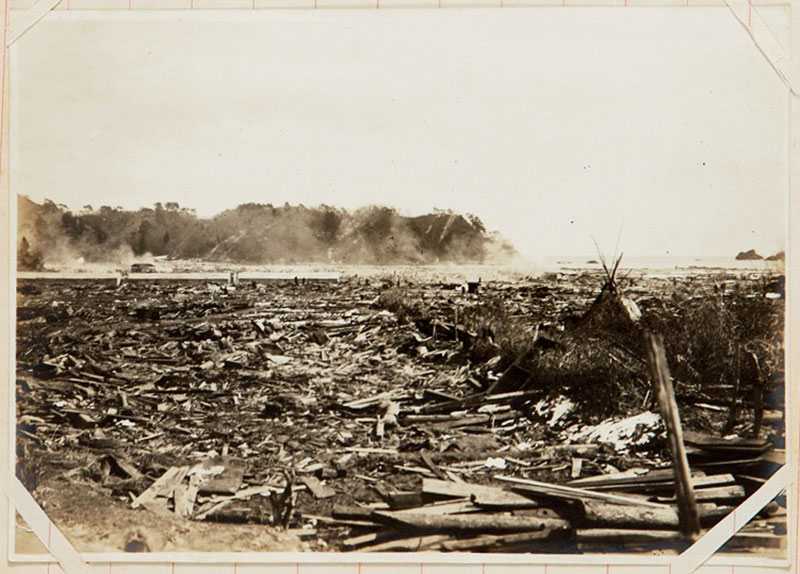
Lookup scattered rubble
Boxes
[14,269,785,553]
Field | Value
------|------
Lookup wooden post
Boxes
[746,350,764,438]
[644,332,701,538]
[724,342,742,433]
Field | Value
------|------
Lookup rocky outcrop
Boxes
[735,249,763,261]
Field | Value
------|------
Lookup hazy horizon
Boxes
[17,193,785,261]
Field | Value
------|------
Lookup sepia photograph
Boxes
[8,3,792,565]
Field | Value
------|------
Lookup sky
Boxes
[11,8,790,259]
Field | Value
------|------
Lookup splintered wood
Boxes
[131,466,189,511]
[645,333,701,538]
[14,272,785,553]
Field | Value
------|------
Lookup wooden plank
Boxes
[201,482,306,505]
[381,490,424,510]
[302,514,381,528]
[393,464,436,477]
[495,475,666,509]
[102,454,144,481]
[689,456,773,470]
[733,473,768,486]
[174,474,200,517]
[439,529,552,551]
[585,474,736,493]
[571,458,583,479]
[575,528,686,543]
[656,485,746,504]
[344,447,399,455]
[423,389,461,403]
[543,444,600,457]
[569,468,704,487]
[194,483,308,521]
[421,478,534,505]
[196,457,247,495]
[372,510,570,533]
[426,414,492,430]
[445,470,465,483]
[394,498,476,516]
[343,392,409,410]
[470,491,541,510]
[358,534,451,552]
[723,342,742,433]
[343,530,393,548]
[300,476,336,499]
[332,504,376,521]
[644,332,700,538]
[683,431,771,451]
[420,452,447,480]
[418,390,538,415]
[131,466,189,509]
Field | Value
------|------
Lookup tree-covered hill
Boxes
[17,196,518,269]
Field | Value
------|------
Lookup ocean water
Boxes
[17,254,785,283]
[536,255,785,275]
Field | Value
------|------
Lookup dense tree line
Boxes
[16,196,517,269]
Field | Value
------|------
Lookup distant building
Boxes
[131,263,157,273]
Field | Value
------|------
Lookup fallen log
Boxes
[371,510,570,533]
[581,501,733,529]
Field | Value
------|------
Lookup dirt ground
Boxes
[15,477,306,554]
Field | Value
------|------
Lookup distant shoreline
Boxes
[15,255,785,283]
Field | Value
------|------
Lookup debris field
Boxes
[14,269,787,554]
